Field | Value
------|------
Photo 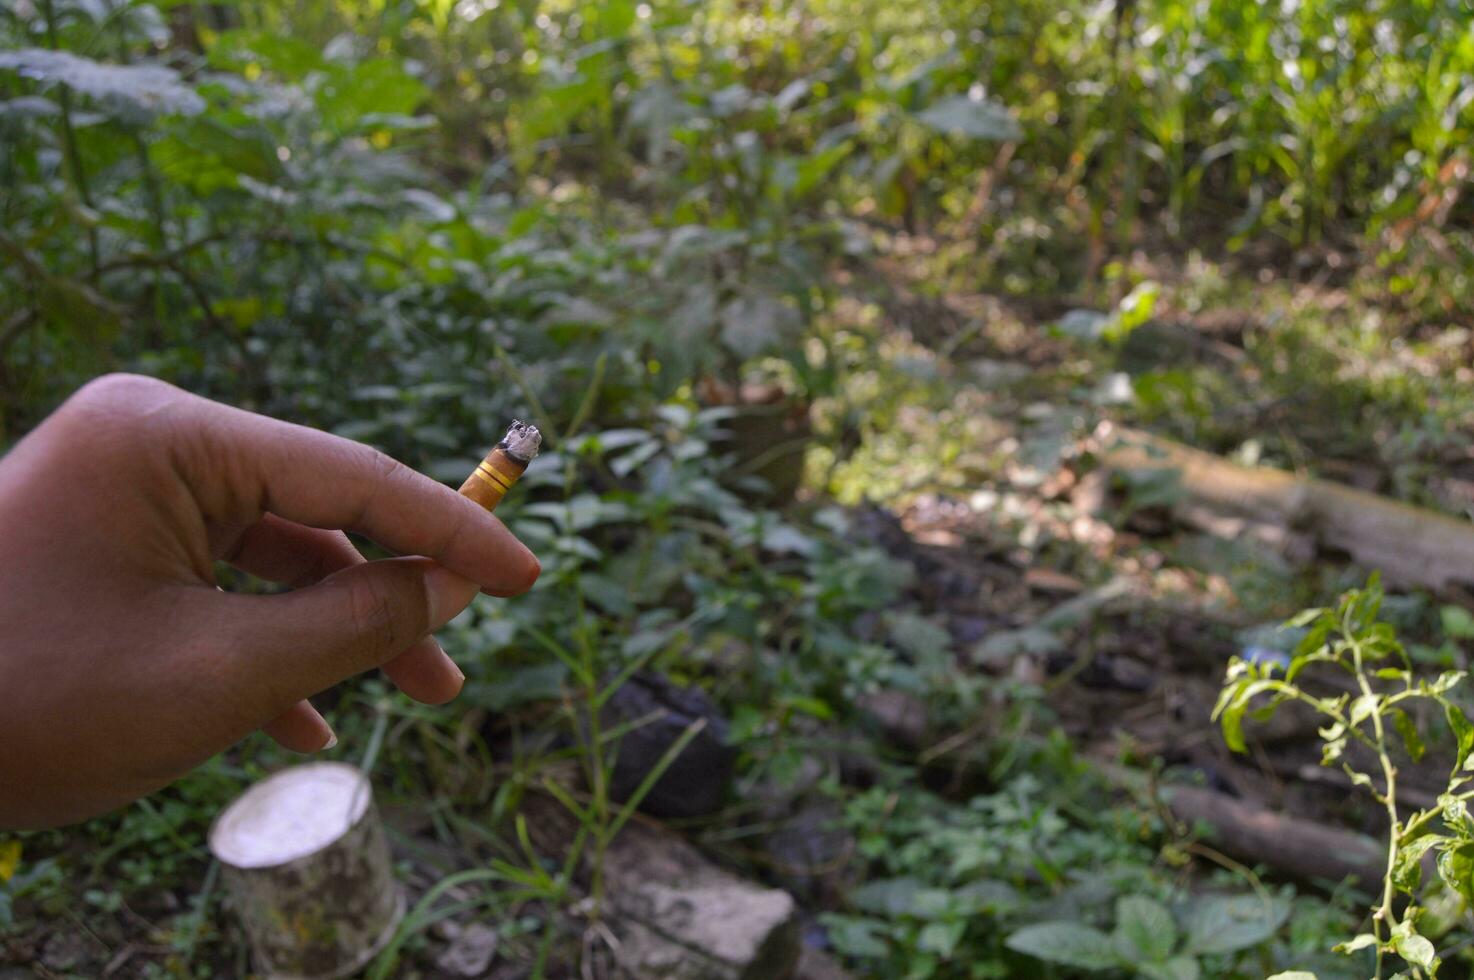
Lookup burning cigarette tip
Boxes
[499,419,543,463]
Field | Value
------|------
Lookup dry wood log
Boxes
[922,727,1389,888]
[523,795,801,979]
[1100,425,1474,592]
[1093,761,1387,886]
[1160,782,1386,886]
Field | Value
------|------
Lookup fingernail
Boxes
[436,641,465,685]
[426,637,465,687]
[323,731,338,750]
[424,565,480,631]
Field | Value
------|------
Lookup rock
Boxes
[856,690,930,750]
[762,800,852,904]
[946,614,994,646]
[523,794,801,980]
[602,671,737,820]
[40,931,92,972]
[754,755,828,820]
[436,923,500,977]
[601,817,800,979]
[795,947,854,980]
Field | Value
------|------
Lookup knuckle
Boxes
[343,569,419,665]
[56,374,187,453]
[68,373,176,418]
[366,446,402,481]
[348,446,407,526]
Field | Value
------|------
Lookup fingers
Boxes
[194,398,539,596]
[223,513,362,587]
[58,375,538,597]
[223,557,480,711]
[224,515,469,705]
[383,636,467,705]
[262,700,335,753]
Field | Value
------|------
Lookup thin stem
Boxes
[1349,628,1400,979]
[40,0,99,279]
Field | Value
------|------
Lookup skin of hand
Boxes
[0,374,539,830]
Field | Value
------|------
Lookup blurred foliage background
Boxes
[4,0,1474,977]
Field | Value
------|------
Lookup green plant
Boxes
[1006,893,1289,980]
[1216,576,1474,978]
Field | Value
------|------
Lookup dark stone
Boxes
[856,690,929,750]
[795,946,855,980]
[762,800,852,904]
[602,670,736,820]
[947,614,994,646]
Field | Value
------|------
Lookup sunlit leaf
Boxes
[0,841,19,883]
[1113,895,1176,963]
[1393,931,1436,969]
[1139,957,1200,980]
[0,49,204,118]
[1182,894,1288,955]
[915,94,1021,141]
[720,289,801,359]
[1390,708,1426,762]
[1006,922,1117,970]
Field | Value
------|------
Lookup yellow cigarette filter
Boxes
[458,420,542,513]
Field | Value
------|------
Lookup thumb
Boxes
[229,556,480,708]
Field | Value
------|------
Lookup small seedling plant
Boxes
[1216,576,1474,979]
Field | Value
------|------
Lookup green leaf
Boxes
[1057,308,1111,341]
[0,95,58,119]
[1335,934,1379,953]
[317,59,429,136]
[1436,841,1474,906]
[1393,931,1436,969]
[1182,894,1288,955]
[1215,679,1282,753]
[1139,957,1201,980]
[791,141,853,199]
[1105,282,1160,342]
[917,920,966,958]
[0,234,123,339]
[1349,693,1379,726]
[1389,708,1426,762]
[849,877,954,920]
[822,915,890,959]
[1393,834,1441,894]
[915,94,1021,141]
[0,49,203,118]
[1446,703,1474,772]
[1005,922,1117,971]
[209,30,326,79]
[719,290,801,359]
[1113,895,1176,963]
[464,662,567,712]
[1284,607,1328,629]
[1443,606,1474,640]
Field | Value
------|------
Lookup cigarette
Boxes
[457,420,542,512]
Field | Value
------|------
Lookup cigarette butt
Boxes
[458,420,541,513]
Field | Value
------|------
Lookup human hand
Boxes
[0,374,539,829]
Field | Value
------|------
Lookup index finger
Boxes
[190,398,540,597]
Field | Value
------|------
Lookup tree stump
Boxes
[208,762,404,979]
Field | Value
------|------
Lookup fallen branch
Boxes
[1156,782,1385,886]
[912,719,1389,887]
[1100,425,1474,592]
